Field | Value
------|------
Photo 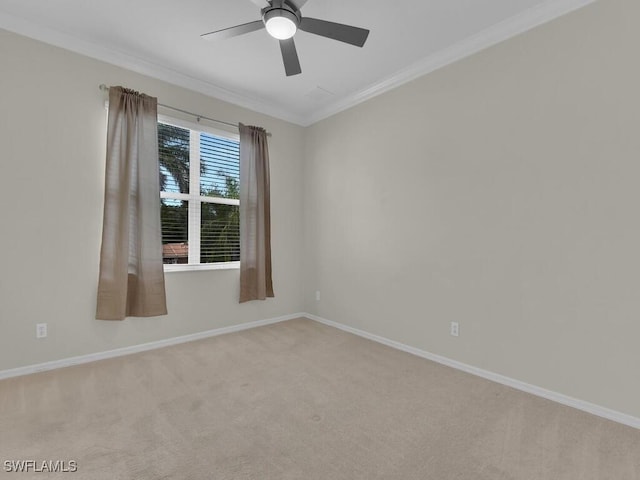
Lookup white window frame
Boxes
[158,114,240,273]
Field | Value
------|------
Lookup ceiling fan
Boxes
[201,0,370,76]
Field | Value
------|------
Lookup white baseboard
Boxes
[2,310,638,430]
[0,313,304,381]
[304,313,640,430]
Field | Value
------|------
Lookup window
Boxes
[158,117,240,271]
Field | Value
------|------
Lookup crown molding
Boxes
[0,11,307,126]
[0,0,596,128]
[302,0,597,126]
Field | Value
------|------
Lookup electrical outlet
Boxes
[36,323,47,339]
[315,291,320,301]
[450,322,459,337]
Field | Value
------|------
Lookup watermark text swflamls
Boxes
[4,460,78,473]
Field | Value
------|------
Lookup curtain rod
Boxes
[99,84,271,137]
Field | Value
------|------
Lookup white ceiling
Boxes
[0,0,593,126]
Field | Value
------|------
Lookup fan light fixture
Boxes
[263,8,298,40]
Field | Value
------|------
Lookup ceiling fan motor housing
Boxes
[262,3,301,29]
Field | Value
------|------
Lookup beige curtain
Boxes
[96,86,167,320]
[239,123,274,303]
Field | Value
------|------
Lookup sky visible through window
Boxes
[158,126,239,201]
[200,132,240,199]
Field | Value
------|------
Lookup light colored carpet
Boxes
[0,318,638,479]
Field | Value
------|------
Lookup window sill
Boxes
[164,261,240,273]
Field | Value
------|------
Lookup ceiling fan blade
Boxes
[279,38,302,76]
[248,0,270,8]
[201,20,264,41]
[299,17,369,47]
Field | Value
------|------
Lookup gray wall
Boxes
[0,30,305,371]
[303,0,640,419]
